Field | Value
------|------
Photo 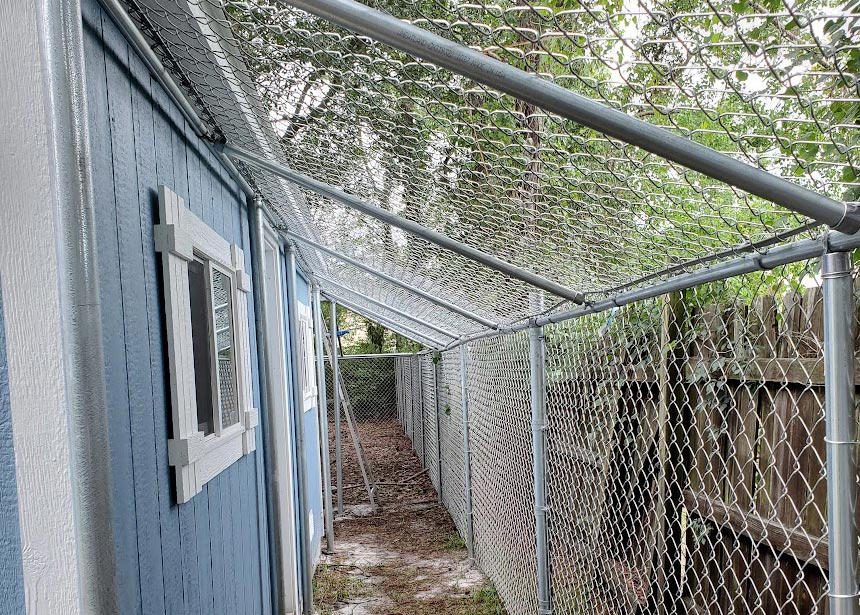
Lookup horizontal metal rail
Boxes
[315,274,458,340]
[283,230,499,329]
[323,352,423,359]
[442,229,860,350]
[280,0,860,234]
[322,290,446,348]
[221,143,587,304]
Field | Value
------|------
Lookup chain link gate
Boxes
[324,354,398,508]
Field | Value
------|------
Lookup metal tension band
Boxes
[821,269,852,280]
[833,201,860,234]
[824,437,860,445]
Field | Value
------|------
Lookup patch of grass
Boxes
[465,583,506,615]
[443,533,467,551]
[313,564,372,614]
[371,564,429,605]
[369,561,507,615]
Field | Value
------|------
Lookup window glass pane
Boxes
[212,268,239,428]
[188,259,214,435]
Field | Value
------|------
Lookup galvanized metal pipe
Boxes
[538,231,860,326]
[529,324,552,615]
[433,357,443,504]
[332,352,427,359]
[459,344,475,560]
[52,0,118,608]
[223,144,587,303]
[418,357,427,468]
[822,251,860,615]
[280,0,860,234]
[322,291,446,348]
[316,274,459,340]
[250,202,283,609]
[406,358,413,445]
[313,286,335,553]
[284,230,498,329]
[330,299,344,515]
[98,0,206,136]
[286,245,313,615]
[443,229,860,351]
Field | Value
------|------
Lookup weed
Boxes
[465,583,505,615]
[313,564,372,614]
[443,533,467,551]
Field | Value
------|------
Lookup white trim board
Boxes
[0,0,83,611]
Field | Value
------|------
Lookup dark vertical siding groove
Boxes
[149,59,187,615]
[126,27,168,615]
[88,8,143,614]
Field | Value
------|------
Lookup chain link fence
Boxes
[379,259,854,615]
[109,1,860,612]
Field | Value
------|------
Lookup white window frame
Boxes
[155,185,258,503]
[297,301,317,411]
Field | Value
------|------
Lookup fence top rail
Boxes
[326,353,427,360]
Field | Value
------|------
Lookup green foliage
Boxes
[442,533,467,551]
[325,301,424,355]
[466,583,506,615]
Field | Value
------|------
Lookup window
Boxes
[155,185,258,503]
[297,303,317,410]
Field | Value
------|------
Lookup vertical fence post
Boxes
[822,250,859,615]
[434,355,443,503]
[459,343,475,561]
[418,355,426,469]
[646,287,686,615]
[395,358,400,424]
[529,322,553,615]
[413,355,418,445]
[409,356,414,445]
[313,286,335,553]
[330,300,344,515]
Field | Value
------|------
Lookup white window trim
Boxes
[155,185,259,503]
[297,301,317,411]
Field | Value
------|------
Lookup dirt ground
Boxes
[315,416,506,615]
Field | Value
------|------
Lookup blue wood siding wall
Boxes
[0,281,26,614]
[82,1,273,613]
[279,262,323,609]
[296,273,323,563]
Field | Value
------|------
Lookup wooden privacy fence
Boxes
[543,281,851,615]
